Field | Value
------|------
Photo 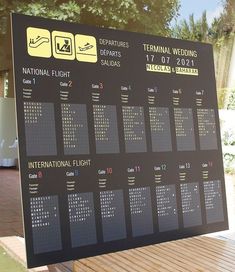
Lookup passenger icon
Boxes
[27,27,51,58]
[55,37,72,55]
[52,31,75,60]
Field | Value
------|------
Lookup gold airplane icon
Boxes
[78,43,94,51]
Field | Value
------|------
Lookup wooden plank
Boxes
[195,236,234,248]
[116,250,166,272]
[159,239,233,272]
[191,239,235,257]
[128,247,181,272]
[136,247,186,272]
[107,251,153,272]
[185,237,235,255]
[80,258,113,272]
[167,237,235,271]
[155,242,216,272]
[73,261,94,272]
[184,237,235,261]
[96,253,137,272]
[149,243,214,272]
[136,247,183,272]
[180,239,234,266]
[74,236,235,272]
[139,244,197,272]
[178,238,235,267]
[196,236,235,251]
[94,255,129,272]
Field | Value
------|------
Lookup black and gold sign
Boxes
[11,13,228,268]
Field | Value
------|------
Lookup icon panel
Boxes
[27,27,51,58]
[75,34,97,63]
[52,31,75,60]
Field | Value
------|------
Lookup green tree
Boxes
[172,0,235,44]
[0,0,81,35]
[222,0,235,28]
[0,0,179,36]
[172,11,209,42]
[201,11,209,41]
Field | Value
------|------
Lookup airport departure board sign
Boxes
[11,13,228,268]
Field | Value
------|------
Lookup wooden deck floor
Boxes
[0,168,23,237]
[74,236,235,272]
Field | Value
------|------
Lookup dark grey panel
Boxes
[61,104,89,155]
[156,185,178,232]
[30,196,62,254]
[129,187,154,237]
[100,190,126,242]
[68,193,97,247]
[174,108,196,151]
[93,105,120,154]
[149,107,172,152]
[24,102,57,156]
[180,182,202,227]
[197,109,218,150]
[122,106,147,153]
[204,180,224,224]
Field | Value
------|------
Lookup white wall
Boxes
[0,97,17,166]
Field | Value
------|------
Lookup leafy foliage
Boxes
[172,11,209,42]
[0,0,81,31]
[172,0,235,45]
[0,0,179,36]
[16,0,81,21]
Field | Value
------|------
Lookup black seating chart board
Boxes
[11,13,228,268]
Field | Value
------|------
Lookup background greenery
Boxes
[0,0,233,42]
[0,0,180,36]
